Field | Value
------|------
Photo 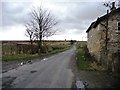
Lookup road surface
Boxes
[2,45,76,88]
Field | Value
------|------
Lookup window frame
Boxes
[115,21,120,33]
[118,22,120,31]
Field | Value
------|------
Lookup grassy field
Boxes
[43,41,70,46]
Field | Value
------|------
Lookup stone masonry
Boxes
[86,7,120,73]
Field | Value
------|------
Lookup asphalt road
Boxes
[2,45,76,88]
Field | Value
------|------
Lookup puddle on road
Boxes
[30,70,37,73]
[2,70,7,73]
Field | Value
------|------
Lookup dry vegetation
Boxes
[76,41,105,71]
[2,40,71,61]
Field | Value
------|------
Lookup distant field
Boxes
[77,41,87,48]
[43,41,70,46]
[2,40,71,54]
[2,40,71,46]
[2,40,72,61]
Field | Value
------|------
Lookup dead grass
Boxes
[90,62,105,71]
[76,42,105,72]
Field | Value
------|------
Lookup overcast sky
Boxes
[0,0,112,41]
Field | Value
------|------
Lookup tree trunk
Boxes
[38,25,43,53]
[30,39,33,54]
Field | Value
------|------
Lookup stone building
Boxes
[86,6,120,73]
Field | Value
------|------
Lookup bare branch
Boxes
[25,6,58,49]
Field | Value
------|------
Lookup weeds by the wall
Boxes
[76,42,105,71]
[76,49,91,70]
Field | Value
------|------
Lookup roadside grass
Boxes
[2,54,40,61]
[2,46,71,61]
[76,49,91,71]
[76,42,105,71]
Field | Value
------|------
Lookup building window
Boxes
[118,22,120,31]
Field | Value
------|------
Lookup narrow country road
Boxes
[2,45,76,88]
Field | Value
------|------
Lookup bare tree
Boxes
[25,21,36,45]
[103,1,120,10]
[25,7,58,52]
[103,1,112,9]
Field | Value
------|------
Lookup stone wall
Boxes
[87,24,106,64]
[87,11,120,72]
[107,11,120,72]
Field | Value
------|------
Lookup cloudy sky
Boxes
[0,0,113,41]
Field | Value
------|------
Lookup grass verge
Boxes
[2,54,40,61]
[76,49,91,71]
[2,46,71,61]
[76,49,105,71]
